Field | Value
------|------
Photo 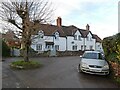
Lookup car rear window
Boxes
[82,52,104,60]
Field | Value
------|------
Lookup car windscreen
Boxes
[82,52,104,60]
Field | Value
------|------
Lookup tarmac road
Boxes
[2,56,119,88]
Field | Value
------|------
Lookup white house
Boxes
[31,17,103,53]
[93,34,104,52]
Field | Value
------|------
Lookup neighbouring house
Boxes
[2,30,21,48]
[93,34,103,52]
[31,17,103,53]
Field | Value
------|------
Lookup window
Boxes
[38,30,44,38]
[90,45,93,50]
[78,35,81,41]
[55,32,59,40]
[87,37,89,41]
[84,45,86,50]
[55,45,59,50]
[71,41,74,44]
[72,45,77,50]
[87,36,89,41]
[36,44,42,51]
[47,45,51,50]
[81,45,83,50]
[74,35,77,40]
[83,53,104,60]
[90,37,92,41]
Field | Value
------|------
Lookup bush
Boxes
[10,60,42,70]
[102,33,120,85]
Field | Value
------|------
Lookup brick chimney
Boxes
[57,17,62,27]
[86,24,90,30]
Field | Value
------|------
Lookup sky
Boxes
[50,0,119,39]
[0,0,119,39]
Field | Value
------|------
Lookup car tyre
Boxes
[78,64,82,73]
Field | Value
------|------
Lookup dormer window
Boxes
[74,35,77,40]
[38,30,44,38]
[87,36,89,41]
[90,37,92,41]
[78,35,81,41]
[55,32,59,39]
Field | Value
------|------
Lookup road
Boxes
[2,56,119,88]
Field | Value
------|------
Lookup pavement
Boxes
[2,56,120,88]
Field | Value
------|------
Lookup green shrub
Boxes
[103,33,120,85]
[103,33,120,63]
[10,60,42,70]
[106,53,117,62]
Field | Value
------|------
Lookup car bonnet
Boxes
[81,58,107,66]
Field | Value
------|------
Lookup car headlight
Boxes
[103,64,109,69]
[81,62,88,67]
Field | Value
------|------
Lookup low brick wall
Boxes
[20,49,84,57]
[56,51,84,57]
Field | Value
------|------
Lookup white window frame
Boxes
[72,45,77,50]
[74,35,77,40]
[36,44,42,51]
[78,35,81,41]
[55,32,59,40]
[90,45,93,50]
[87,36,89,41]
[38,30,44,38]
[84,45,86,50]
[81,45,83,50]
[55,45,59,50]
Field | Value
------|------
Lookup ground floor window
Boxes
[90,45,93,50]
[36,44,42,51]
[84,45,86,50]
[72,45,77,50]
[46,45,51,50]
[81,45,83,50]
[55,45,59,50]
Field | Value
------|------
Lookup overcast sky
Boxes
[50,0,119,39]
[1,0,119,39]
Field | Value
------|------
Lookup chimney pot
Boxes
[57,17,62,27]
[86,24,90,30]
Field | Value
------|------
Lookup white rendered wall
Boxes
[67,30,84,51]
[54,37,66,51]
[85,33,96,50]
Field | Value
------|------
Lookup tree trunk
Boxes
[23,42,29,62]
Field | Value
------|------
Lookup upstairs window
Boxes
[84,45,86,50]
[78,35,81,41]
[90,37,92,41]
[98,45,100,47]
[55,32,59,40]
[38,30,44,38]
[87,36,89,41]
[74,35,77,40]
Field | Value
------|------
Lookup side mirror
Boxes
[80,55,82,58]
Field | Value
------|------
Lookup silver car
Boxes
[78,51,109,75]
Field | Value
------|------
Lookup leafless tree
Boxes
[0,0,54,62]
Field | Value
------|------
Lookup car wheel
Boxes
[78,64,82,73]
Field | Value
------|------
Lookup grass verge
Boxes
[10,60,42,70]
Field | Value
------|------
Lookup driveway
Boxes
[2,56,119,88]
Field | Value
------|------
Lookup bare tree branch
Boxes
[0,0,55,62]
